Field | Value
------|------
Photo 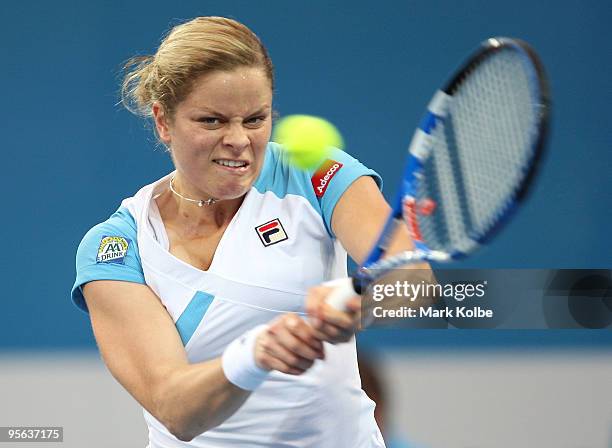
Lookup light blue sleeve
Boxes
[251,142,383,237]
[71,207,145,313]
[313,147,383,237]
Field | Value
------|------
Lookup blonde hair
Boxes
[121,17,274,119]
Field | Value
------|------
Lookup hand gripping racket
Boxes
[326,37,550,310]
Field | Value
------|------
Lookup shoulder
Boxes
[77,207,139,264]
[252,142,312,199]
[253,142,382,237]
[83,207,138,242]
[78,173,168,255]
[71,207,145,313]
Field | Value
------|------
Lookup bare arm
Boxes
[334,175,436,308]
[331,175,428,267]
[83,280,249,441]
[83,279,323,441]
[307,176,435,338]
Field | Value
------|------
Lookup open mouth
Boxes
[213,159,249,169]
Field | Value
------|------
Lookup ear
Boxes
[152,102,171,145]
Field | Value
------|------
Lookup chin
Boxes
[215,183,251,200]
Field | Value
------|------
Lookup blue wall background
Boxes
[1,0,610,350]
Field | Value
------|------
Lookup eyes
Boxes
[195,115,268,130]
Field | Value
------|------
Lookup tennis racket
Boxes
[326,37,550,311]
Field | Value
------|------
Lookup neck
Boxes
[165,175,244,229]
[169,175,218,206]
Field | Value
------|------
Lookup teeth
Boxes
[215,160,247,168]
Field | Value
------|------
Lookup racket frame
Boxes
[353,37,550,293]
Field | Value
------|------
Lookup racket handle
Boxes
[323,277,359,311]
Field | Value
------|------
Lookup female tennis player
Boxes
[71,16,427,447]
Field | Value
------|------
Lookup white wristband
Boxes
[222,324,270,391]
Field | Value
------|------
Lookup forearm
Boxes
[154,357,250,441]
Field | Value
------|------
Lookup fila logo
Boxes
[311,160,343,198]
[255,218,289,247]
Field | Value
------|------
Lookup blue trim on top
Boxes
[254,143,383,238]
[317,150,382,237]
[176,291,215,346]
[114,207,142,263]
[253,142,322,214]
[71,206,145,313]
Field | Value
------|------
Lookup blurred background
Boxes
[0,0,610,447]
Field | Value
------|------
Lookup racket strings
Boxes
[416,47,539,254]
[419,123,479,254]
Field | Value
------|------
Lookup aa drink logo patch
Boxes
[311,159,343,198]
[255,219,288,247]
[96,236,130,264]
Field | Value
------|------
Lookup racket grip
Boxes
[323,277,359,311]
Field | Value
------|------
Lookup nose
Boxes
[222,123,250,152]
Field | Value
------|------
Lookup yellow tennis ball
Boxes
[273,115,344,170]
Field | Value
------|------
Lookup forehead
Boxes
[180,67,272,115]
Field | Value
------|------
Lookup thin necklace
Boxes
[169,176,218,207]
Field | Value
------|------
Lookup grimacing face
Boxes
[153,66,273,202]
